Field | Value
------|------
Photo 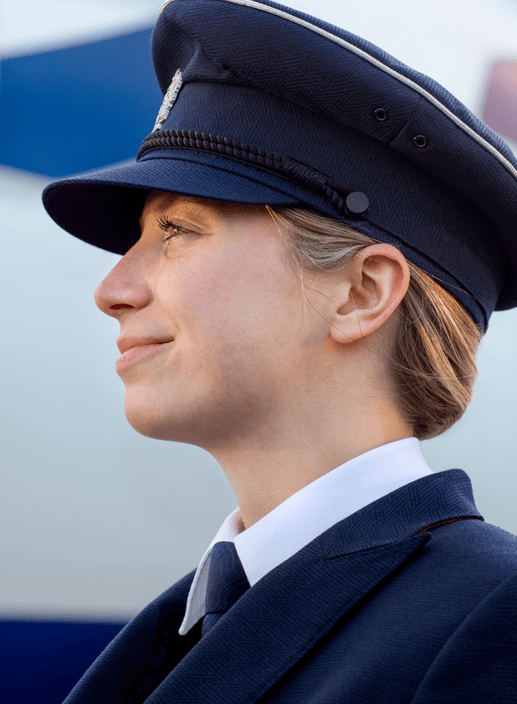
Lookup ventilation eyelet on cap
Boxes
[374,108,388,121]
[414,135,428,148]
[346,192,370,214]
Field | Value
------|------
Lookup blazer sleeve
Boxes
[411,569,517,704]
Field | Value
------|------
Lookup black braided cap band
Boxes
[137,129,370,217]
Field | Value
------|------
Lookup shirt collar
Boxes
[178,506,242,635]
[179,437,433,635]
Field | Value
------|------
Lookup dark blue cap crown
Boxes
[42,0,517,332]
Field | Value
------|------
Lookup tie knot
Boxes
[202,541,250,637]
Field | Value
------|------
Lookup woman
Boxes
[42,0,517,702]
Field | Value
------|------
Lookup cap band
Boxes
[137,129,370,217]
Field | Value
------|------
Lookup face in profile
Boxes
[94,191,327,449]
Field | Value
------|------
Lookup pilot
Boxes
[42,1,517,702]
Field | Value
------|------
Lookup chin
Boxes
[121,382,251,448]
[126,416,172,441]
[122,391,211,446]
[124,399,181,441]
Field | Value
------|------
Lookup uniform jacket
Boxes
[63,469,517,703]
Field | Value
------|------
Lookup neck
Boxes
[204,392,412,530]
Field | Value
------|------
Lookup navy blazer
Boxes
[63,469,517,703]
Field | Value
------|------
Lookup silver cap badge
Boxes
[153,69,183,132]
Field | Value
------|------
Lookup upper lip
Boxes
[117,337,174,355]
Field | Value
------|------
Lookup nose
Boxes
[94,247,152,318]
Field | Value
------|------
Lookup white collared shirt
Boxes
[178,437,433,635]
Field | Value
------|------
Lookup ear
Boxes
[326,243,411,345]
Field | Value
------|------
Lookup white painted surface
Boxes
[1,0,516,618]
[1,0,162,56]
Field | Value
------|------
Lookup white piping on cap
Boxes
[159,0,517,183]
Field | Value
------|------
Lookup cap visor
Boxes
[42,151,306,255]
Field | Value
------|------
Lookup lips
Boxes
[116,337,174,355]
[115,338,174,373]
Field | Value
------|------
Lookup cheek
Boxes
[158,233,300,351]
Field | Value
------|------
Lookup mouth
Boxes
[116,336,174,355]
[115,340,173,373]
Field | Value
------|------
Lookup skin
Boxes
[94,191,413,529]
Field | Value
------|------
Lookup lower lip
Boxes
[116,342,172,372]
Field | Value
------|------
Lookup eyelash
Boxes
[156,215,193,242]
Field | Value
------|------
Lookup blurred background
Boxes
[1,0,517,701]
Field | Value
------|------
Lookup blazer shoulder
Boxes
[420,517,517,586]
[410,564,517,704]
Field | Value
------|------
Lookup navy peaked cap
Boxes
[42,0,517,331]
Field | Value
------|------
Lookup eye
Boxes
[156,215,194,242]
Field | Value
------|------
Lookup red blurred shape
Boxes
[483,61,517,142]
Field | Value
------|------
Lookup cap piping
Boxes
[159,0,517,183]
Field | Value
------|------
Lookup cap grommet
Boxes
[346,191,370,214]
[374,108,388,121]
[414,135,428,148]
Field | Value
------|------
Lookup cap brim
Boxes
[42,152,306,255]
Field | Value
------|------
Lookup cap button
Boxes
[346,192,370,214]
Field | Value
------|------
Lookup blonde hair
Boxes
[265,206,483,441]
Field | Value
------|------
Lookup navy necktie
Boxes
[201,541,250,637]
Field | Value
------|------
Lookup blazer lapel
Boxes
[148,469,483,704]
[147,534,431,703]
[63,570,197,704]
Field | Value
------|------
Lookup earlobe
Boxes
[328,244,410,345]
